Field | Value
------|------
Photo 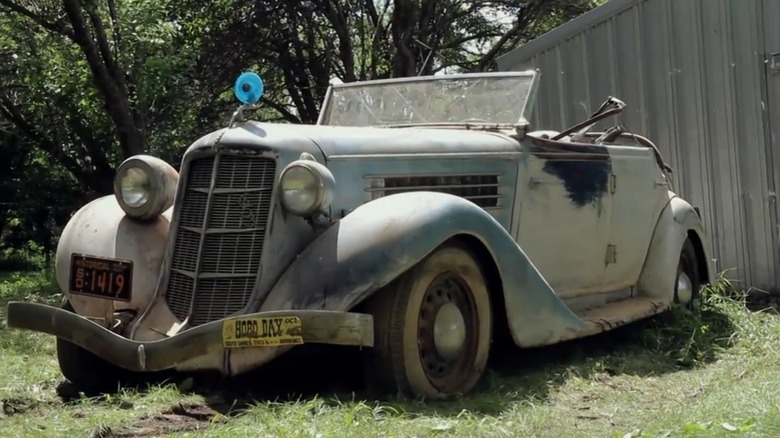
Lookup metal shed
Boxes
[497,0,780,293]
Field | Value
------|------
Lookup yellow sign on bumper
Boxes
[222,316,304,348]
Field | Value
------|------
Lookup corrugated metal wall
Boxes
[499,0,780,293]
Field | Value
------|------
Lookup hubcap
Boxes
[433,302,466,361]
[417,273,477,384]
[676,271,693,304]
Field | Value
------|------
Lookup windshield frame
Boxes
[315,70,540,129]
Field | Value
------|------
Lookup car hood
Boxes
[186,121,522,160]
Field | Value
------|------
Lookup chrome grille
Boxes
[165,154,276,326]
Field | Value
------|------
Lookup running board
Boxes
[562,297,668,342]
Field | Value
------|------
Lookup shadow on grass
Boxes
[166,294,740,418]
[41,290,742,424]
[0,268,751,432]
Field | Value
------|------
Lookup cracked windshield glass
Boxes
[320,73,536,127]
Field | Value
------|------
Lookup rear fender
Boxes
[636,193,715,301]
[259,191,587,347]
[55,196,172,324]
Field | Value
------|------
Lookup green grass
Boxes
[1,270,780,437]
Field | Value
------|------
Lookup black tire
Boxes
[56,301,135,392]
[674,238,701,308]
[363,242,493,399]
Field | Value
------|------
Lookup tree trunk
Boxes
[62,0,146,158]
[391,0,419,77]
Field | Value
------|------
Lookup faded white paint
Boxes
[604,144,671,289]
[513,154,611,296]
[55,196,173,326]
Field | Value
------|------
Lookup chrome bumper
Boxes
[5,302,374,372]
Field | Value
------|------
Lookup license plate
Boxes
[69,253,133,302]
[222,316,304,348]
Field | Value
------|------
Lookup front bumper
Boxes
[5,302,374,372]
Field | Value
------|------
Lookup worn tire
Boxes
[673,238,701,308]
[56,301,134,392]
[363,242,493,399]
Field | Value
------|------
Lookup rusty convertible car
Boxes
[6,70,713,398]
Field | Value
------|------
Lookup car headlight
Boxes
[279,160,335,216]
[114,155,179,220]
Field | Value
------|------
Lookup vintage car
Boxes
[6,70,713,398]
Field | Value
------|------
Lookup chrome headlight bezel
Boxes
[113,155,179,220]
[278,159,335,217]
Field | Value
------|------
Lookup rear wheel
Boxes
[57,301,134,392]
[363,242,493,399]
[674,238,701,308]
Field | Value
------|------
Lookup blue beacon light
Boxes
[234,72,264,105]
[228,72,264,127]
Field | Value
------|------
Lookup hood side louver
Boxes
[366,174,502,208]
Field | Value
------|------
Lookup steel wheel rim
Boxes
[417,272,478,389]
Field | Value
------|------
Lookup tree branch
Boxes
[0,0,74,37]
[391,0,418,77]
[261,99,302,124]
[476,18,528,71]
[0,93,101,191]
[83,0,124,87]
[318,0,356,82]
[63,0,145,158]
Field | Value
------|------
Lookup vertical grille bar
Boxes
[165,153,276,326]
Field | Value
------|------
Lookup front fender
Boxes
[636,193,715,301]
[260,191,587,348]
[55,195,171,322]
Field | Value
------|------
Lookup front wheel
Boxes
[363,242,493,399]
[56,301,136,392]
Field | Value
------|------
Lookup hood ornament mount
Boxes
[228,72,265,128]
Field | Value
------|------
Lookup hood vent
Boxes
[366,174,502,208]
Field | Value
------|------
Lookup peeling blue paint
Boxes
[529,139,612,208]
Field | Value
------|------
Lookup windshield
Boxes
[317,71,538,128]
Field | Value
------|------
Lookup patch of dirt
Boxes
[88,403,228,438]
[0,396,58,416]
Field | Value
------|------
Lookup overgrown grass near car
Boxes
[2,270,780,437]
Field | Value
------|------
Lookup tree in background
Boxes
[193,0,600,124]
[0,0,600,263]
[0,0,209,262]
[0,0,208,194]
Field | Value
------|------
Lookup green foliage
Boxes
[638,273,741,367]
[0,245,48,271]
[0,268,61,308]
[0,0,600,258]
[191,0,599,123]
[0,0,208,171]
[0,0,223,254]
[0,132,84,263]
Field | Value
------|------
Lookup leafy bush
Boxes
[0,244,49,271]
[0,268,62,314]
[638,273,761,367]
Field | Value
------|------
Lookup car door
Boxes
[513,137,612,298]
[603,145,675,290]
